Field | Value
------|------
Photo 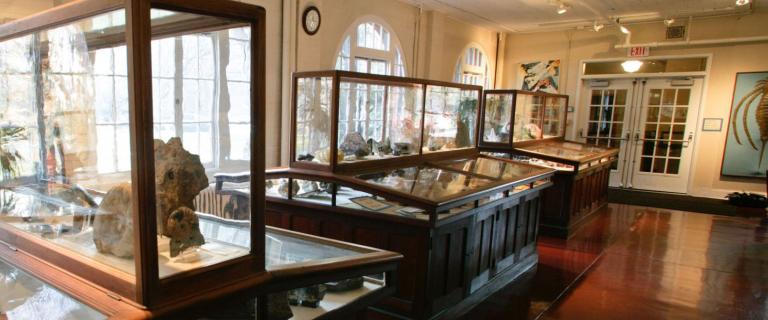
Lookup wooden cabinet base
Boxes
[539,163,612,238]
[266,187,545,319]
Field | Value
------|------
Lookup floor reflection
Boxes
[460,204,768,320]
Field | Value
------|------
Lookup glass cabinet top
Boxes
[434,157,551,181]
[194,214,369,268]
[0,258,105,320]
[354,156,550,203]
[293,71,482,168]
[266,230,361,267]
[517,141,615,162]
[481,90,568,145]
[356,166,493,203]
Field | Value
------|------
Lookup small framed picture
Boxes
[350,196,391,211]
[702,118,723,132]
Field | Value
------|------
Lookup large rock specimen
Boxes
[93,138,209,258]
[339,132,370,158]
[154,138,209,236]
[287,284,326,308]
[166,207,205,257]
[93,183,134,258]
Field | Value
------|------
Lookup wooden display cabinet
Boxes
[237,71,556,319]
[0,1,401,318]
[479,90,618,238]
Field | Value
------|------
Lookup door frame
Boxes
[573,54,713,195]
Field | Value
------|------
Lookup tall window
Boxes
[92,14,250,174]
[454,46,490,88]
[334,18,406,143]
[335,20,405,76]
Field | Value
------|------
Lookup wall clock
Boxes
[302,6,321,35]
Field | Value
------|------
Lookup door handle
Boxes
[684,132,693,148]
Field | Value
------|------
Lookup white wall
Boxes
[280,0,501,164]
[502,10,768,198]
[0,0,54,22]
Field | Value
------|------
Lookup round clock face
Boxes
[303,7,320,35]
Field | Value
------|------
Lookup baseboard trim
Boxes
[607,188,765,217]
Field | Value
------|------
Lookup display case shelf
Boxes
[479,89,619,238]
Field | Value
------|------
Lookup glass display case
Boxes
[259,74,558,319]
[262,153,553,318]
[292,71,481,172]
[262,154,552,222]
[0,1,401,318]
[480,90,567,147]
[478,90,618,238]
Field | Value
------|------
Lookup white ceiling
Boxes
[402,0,759,32]
[0,0,54,21]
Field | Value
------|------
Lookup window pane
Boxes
[153,78,175,123]
[230,123,250,160]
[228,82,250,122]
[97,125,116,173]
[183,79,200,122]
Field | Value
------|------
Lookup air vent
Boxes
[666,26,686,40]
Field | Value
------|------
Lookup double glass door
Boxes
[580,78,703,193]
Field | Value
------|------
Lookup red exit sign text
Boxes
[628,46,650,57]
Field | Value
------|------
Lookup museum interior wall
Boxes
[501,9,768,198]
[282,0,502,164]
[6,0,768,199]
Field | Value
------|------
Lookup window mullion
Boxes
[174,37,183,138]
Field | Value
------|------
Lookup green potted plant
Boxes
[0,125,25,181]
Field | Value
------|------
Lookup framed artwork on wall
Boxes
[722,71,768,178]
[516,60,560,93]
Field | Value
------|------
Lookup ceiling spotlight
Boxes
[736,0,751,6]
[557,3,570,14]
[593,21,604,32]
[664,18,675,26]
[619,25,630,34]
[622,60,643,73]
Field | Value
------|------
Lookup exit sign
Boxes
[628,46,650,57]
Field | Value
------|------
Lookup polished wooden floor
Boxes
[458,203,768,320]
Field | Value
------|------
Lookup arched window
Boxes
[454,46,490,88]
[335,19,405,76]
[332,18,407,148]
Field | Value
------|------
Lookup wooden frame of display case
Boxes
[274,74,556,318]
[478,89,618,238]
[263,154,554,319]
[0,1,402,318]
[0,0,269,309]
[290,70,484,174]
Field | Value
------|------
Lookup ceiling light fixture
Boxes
[736,0,751,6]
[593,21,604,32]
[619,25,630,34]
[557,3,569,14]
[622,60,643,73]
[664,18,675,26]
